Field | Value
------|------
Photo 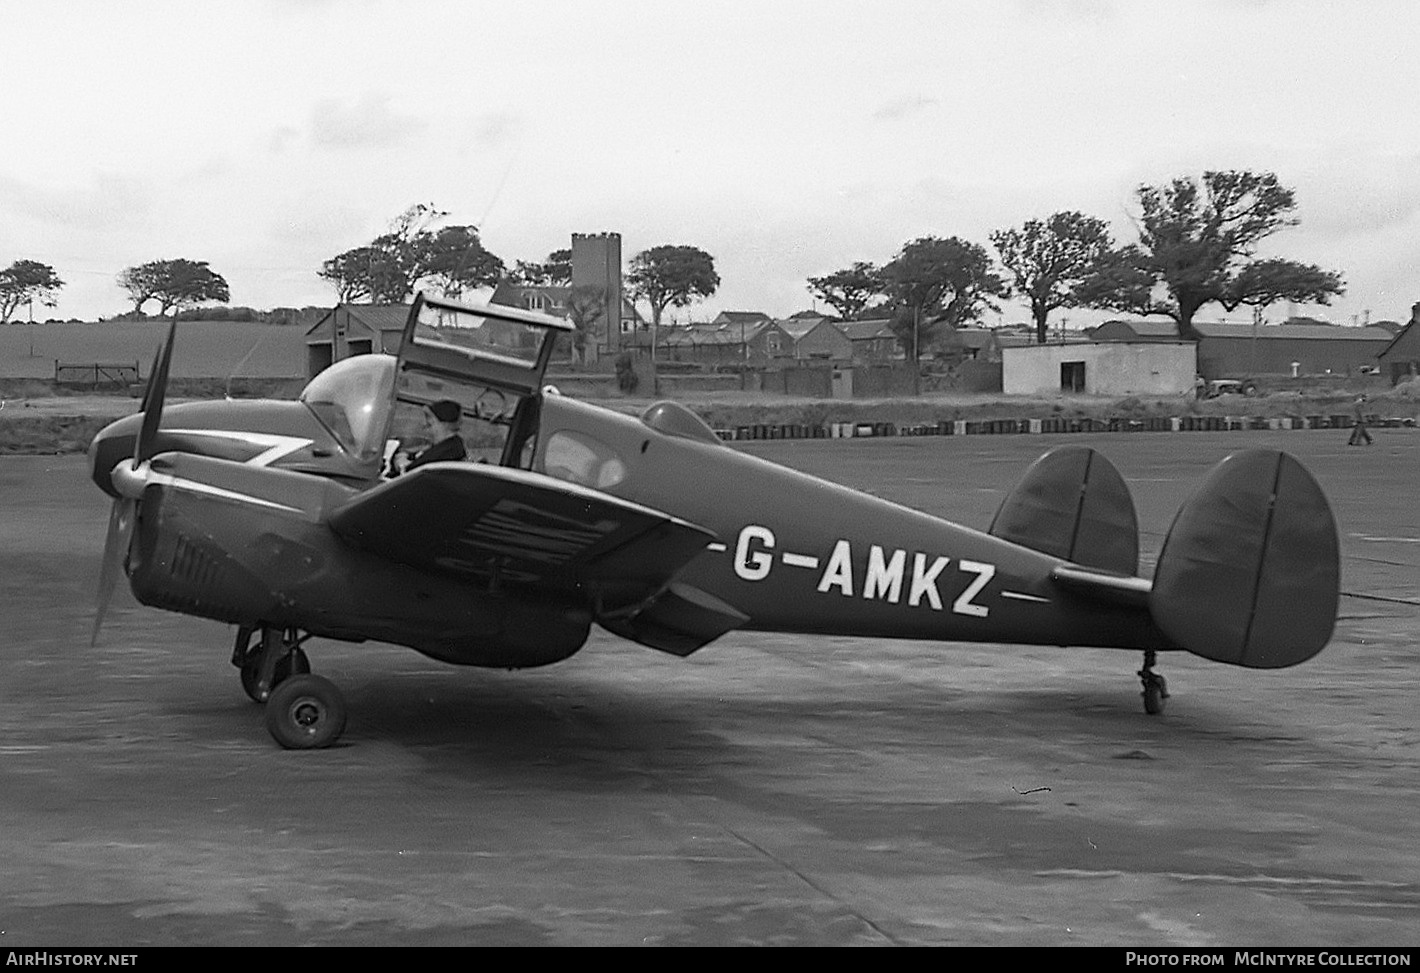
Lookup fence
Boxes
[55,362,141,388]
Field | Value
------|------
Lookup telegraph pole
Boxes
[912,305,921,396]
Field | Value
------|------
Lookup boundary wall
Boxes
[716,412,1416,441]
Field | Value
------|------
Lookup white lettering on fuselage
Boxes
[734,525,776,581]
[733,526,992,617]
[954,560,995,618]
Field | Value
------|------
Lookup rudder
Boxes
[1150,449,1339,668]
[989,445,1139,575]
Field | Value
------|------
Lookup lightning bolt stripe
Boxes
[146,471,306,513]
[111,462,305,514]
[165,429,314,466]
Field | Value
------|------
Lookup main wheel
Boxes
[1142,675,1168,715]
[265,674,347,749]
[240,647,311,703]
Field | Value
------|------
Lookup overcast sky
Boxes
[4,0,1417,327]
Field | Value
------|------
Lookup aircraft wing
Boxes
[327,462,717,598]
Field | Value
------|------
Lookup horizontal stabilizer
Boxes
[1150,450,1338,668]
[1050,564,1152,608]
[990,446,1138,575]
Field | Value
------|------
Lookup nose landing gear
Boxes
[1138,649,1169,715]
[231,624,348,748]
[233,625,310,703]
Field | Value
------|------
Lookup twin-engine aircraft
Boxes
[88,295,1341,748]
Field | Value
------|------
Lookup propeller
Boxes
[90,497,135,647]
[91,318,177,646]
[134,317,177,467]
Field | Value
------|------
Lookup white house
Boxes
[1002,341,1197,396]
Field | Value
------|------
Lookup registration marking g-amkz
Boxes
[730,524,998,617]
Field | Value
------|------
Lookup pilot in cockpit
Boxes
[389,399,468,476]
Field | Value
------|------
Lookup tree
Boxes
[1081,171,1344,340]
[544,248,572,285]
[419,225,505,298]
[624,245,720,331]
[0,259,64,324]
[116,262,166,315]
[1220,258,1347,314]
[881,237,1008,361]
[807,261,884,320]
[508,248,573,286]
[317,203,504,303]
[117,259,230,316]
[990,212,1118,344]
[562,284,606,362]
[317,245,398,303]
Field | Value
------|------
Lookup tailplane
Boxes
[1150,449,1339,668]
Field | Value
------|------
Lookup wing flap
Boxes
[600,583,750,657]
[328,462,716,590]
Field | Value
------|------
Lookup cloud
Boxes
[872,95,941,123]
[265,204,373,248]
[1293,155,1420,237]
[470,112,522,147]
[309,93,426,148]
[268,125,302,154]
[0,173,154,231]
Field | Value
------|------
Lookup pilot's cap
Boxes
[428,399,462,423]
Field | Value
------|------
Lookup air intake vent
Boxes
[170,534,221,589]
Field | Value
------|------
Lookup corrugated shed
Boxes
[304,303,411,338]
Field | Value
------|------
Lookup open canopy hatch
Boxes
[393,293,576,466]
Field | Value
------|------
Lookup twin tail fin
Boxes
[991,445,1339,669]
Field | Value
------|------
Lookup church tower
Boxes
[570,232,623,362]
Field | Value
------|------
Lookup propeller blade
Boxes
[134,317,177,466]
[96,319,172,644]
[91,497,136,647]
[137,342,163,413]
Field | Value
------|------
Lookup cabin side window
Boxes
[541,431,626,489]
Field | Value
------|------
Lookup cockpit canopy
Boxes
[299,294,575,469]
[299,353,397,462]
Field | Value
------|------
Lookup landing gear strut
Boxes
[232,625,310,703]
[230,625,348,749]
[1138,650,1169,715]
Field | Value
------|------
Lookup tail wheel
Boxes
[1143,679,1167,715]
[1138,650,1169,716]
[265,674,347,749]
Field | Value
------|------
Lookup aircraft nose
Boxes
[88,415,139,497]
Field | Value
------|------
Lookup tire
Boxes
[240,647,311,703]
[265,674,347,749]
[1143,684,1165,715]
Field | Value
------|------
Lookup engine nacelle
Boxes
[127,472,590,669]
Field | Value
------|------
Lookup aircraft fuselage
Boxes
[91,382,1175,665]
[532,396,1174,653]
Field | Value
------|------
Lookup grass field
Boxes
[0,320,308,380]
